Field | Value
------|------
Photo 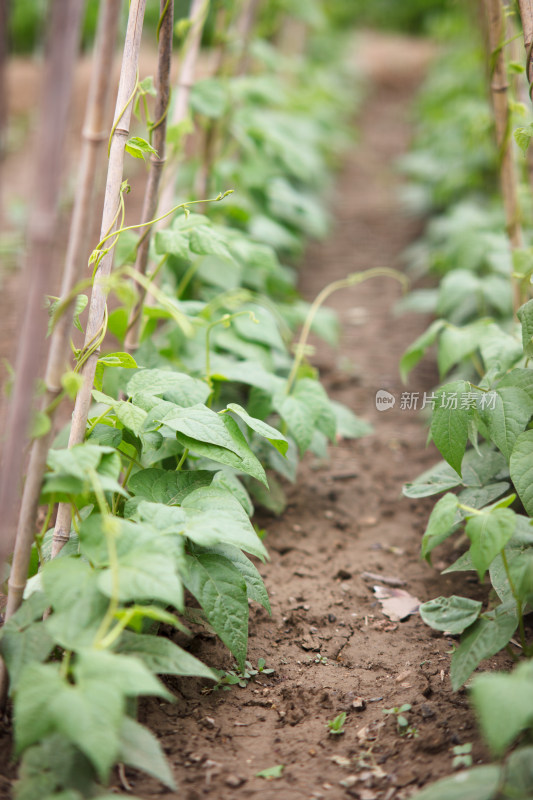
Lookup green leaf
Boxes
[125,136,158,161]
[256,765,284,780]
[190,543,270,613]
[400,319,446,383]
[15,733,96,800]
[174,416,268,486]
[430,381,471,475]
[189,225,232,259]
[514,123,533,154]
[98,549,183,610]
[60,371,84,400]
[94,352,137,392]
[190,78,229,118]
[183,552,249,670]
[74,649,173,702]
[517,299,533,357]
[503,746,533,797]
[451,605,518,690]
[154,228,190,259]
[419,596,482,635]
[330,400,373,439]
[403,461,462,498]
[127,468,213,505]
[159,403,245,453]
[42,558,110,650]
[465,509,516,580]
[0,593,54,691]
[127,368,210,406]
[437,321,491,378]
[510,430,533,514]
[421,493,459,562]
[480,386,533,461]
[14,662,124,782]
[119,716,176,790]
[225,403,288,455]
[115,631,218,680]
[410,766,500,800]
[470,662,533,755]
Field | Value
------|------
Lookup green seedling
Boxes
[315,654,328,665]
[213,659,275,690]
[326,712,347,735]
[256,764,284,780]
[452,743,473,769]
[383,704,418,737]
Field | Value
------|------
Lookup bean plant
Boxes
[400,5,533,798]
[0,2,372,798]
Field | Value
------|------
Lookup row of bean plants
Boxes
[0,1,371,798]
[399,5,533,799]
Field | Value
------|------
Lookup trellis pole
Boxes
[0,0,85,703]
[124,0,175,352]
[485,0,523,312]
[51,0,147,558]
[3,0,122,630]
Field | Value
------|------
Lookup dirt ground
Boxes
[0,31,512,800]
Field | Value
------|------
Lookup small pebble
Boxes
[328,613,337,623]
[225,775,246,788]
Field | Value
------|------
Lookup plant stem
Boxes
[176,449,189,470]
[501,548,528,651]
[286,268,407,394]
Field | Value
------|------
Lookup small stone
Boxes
[421,704,435,719]
[225,775,246,788]
[328,613,337,623]
[340,775,358,788]
[335,569,352,580]
[352,696,366,711]
[325,510,335,519]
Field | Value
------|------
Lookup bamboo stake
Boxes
[0,0,8,228]
[124,0,175,352]
[157,0,210,219]
[51,0,147,558]
[0,0,85,704]
[485,0,523,312]
[236,0,261,76]
[3,0,123,631]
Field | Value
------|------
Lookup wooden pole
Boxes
[485,0,523,312]
[3,0,122,629]
[51,0,147,558]
[0,0,8,228]
[124,0,175,352]
[0,0,85,704]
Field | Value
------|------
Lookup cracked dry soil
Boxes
[0,32,513,800]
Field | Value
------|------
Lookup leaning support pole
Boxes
[157,0,210,218]
[124,0,175,352]
[0,0,85,705]
[51,0,147,558]
[3,0,122,632]
[485,0,523,312]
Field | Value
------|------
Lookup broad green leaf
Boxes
[451,605,518,690]
[470,662,533,755]
[42,558,109,650]
[46,444,107,481]
[273,394,312,453]
[127,468,213,505]
[15,733,96,800]
[517,299,533,357]
[94,352,137,392]
[514,123,533,154]
[98,549,183,610]
[174,417,268,486]
[190,542,270,612]
[91,391,147,437]
[480,386,533,461]
[126,368,210,406]
[190,78,229,118]
[87,423,122,449]
[159,403,244,453]
[154,229,190,259]
[225,403,288,455]
[502,746,533,797]
[14,662,124,782]
[430,381,471,475]
[115,631,218,680]
[183,552,249,670]
[421,493,459,562]
[211,470,254,516]
[419,596,482,634]
[403,462,462,498]
[233,304,286,352]
[119,716,176,790]
[0,593,54,691]
[74,649,172,702]
[330,400,373,439]
[189,225,232,259]
[125,136,158,161]
[411,766,500,800]
[437,320,491,378]
[510,430,533,514]
[465,509,516,580]
[400,319,446,383]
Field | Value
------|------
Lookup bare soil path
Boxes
[0,32,511,800]
[125,33,510,800]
